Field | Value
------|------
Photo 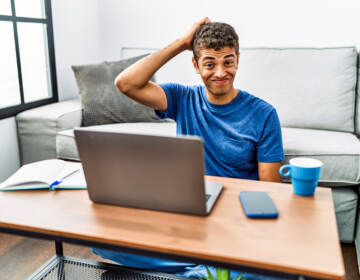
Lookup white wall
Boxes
[0,117,20,181]
[99,0,360,53]
[97,0,360,84]
[51,0,101,101]
[51,0,360,98]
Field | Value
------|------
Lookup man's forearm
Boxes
[258,162,282,182]
[115,39,187,93]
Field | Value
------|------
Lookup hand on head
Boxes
[181,17,211,51]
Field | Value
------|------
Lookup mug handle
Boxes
[279,165,292,177]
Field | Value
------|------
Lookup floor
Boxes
[0,233,359,280]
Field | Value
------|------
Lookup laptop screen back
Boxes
[74,129,209,215]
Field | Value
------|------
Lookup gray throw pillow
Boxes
[72,54,163,126]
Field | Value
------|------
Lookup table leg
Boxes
[55,241,63,256]
[54,241,65,280]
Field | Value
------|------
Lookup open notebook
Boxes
[0,159,86,191]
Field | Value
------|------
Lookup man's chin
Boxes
[207,88,229,96]
[209,91,227,96]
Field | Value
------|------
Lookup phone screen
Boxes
[239,191,278,218]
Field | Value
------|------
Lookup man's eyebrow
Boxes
[201,54,236,61]
[202,56,215,61]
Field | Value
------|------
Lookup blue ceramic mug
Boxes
[279,158,323,196]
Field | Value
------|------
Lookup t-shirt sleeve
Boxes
[257,109,285,162]
[155,83,185,121]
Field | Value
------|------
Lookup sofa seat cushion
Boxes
[56,122,177,161]
[282,127,360,185]
[58,124,360,186]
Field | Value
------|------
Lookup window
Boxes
[0,0,58,119]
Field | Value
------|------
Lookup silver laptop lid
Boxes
[74,129,211,215]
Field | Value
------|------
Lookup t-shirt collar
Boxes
[201,86,242,111]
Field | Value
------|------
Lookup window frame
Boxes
[0,0,58,120]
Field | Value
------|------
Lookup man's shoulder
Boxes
[240,90,276,113]
[160,83,203,95]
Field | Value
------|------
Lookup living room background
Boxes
[1,0,360,181]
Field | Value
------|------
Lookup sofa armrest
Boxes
[16,98,82,164]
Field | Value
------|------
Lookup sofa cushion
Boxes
[56,122,176,161]
[72,54,163,126]
[58,124,360,185]
[236,47,357,132]
[282,127,360,185]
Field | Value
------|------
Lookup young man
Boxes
[93,18,284,279]
[115,17,284,181]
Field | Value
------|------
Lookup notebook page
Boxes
[56,161,81,180]
[0,159,66,188]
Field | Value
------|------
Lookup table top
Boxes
[0,176,345,279]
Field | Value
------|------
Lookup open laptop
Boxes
[74,129,223,216]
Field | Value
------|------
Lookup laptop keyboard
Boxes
[206,194,211,202]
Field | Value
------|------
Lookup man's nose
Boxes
[214,66,226,78]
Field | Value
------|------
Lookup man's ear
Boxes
[192,57,200,74]
[236,53,240,69]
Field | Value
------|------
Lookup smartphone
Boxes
[239,191,279,218]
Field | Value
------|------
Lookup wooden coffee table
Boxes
[0,176,345,279]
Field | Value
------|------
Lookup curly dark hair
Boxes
[192,22,239,62]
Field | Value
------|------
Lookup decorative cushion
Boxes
[72,54,163,126]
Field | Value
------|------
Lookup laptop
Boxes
[74,129,223,216]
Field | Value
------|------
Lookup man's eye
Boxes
[204,63,214,68]
[225,61,234,66]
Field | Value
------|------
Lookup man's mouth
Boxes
[211,78,229,84]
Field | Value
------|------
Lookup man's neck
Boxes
[205,88,239,105]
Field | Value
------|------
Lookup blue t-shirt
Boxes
[155,83,284,180]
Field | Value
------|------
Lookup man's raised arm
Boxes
[114,17,210,111]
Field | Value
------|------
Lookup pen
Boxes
[61,169,80,181]
[49,169,80,190]
[49,180,61,190]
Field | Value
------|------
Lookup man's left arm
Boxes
[256,108,284,182]
[258,161,282,182]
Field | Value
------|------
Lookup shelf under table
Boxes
[28,255,188,280]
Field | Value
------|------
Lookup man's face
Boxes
[192,46,239,98]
